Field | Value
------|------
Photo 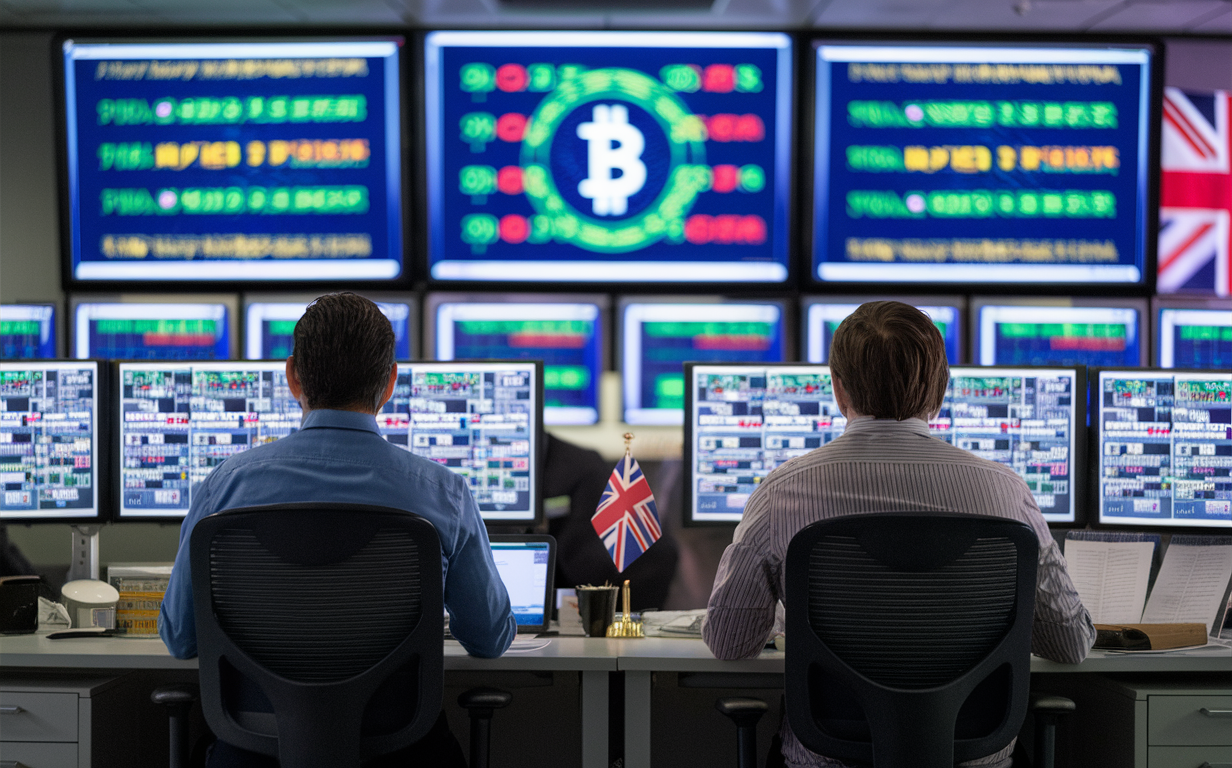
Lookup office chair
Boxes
[150,502,510,768]
[781,513,1041,768]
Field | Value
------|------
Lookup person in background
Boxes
[159,292,515,767]
[702,300,1095,768]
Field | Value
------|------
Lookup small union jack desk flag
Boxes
[1158,87,1231,296]
[591,435,662,573]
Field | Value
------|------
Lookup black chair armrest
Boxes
[1029,694,1076,716]
[151,684,199,708]
[715,697,768,728]
[458,687,512,713]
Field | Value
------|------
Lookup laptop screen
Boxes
[489,540,552,629]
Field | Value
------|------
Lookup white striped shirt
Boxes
[702,416,1096,768]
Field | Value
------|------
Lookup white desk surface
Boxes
[0,633,620,671]
[2,632,1227,674]
[614,637,1232,674]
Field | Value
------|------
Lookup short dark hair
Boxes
[291,293,394,412]
[829,301,948,421]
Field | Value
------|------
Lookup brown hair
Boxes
[291,292,395,412]
[829,301,949,420]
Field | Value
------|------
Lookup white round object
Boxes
[61,580,119,606]
[60,579,119,629]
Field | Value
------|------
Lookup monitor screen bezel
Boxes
[73,298,235,361]
[971,296,1150,367]
[804,35,1162,293]
[241,292,420,361]
[424,292,609,427]
[55,33,414,292]
[111,358,302,523]
[1,302,61,359]
[418,29,798,289]
[619,296,792,427]
[0,359,110,525]
[396,359,544,526]
[486,533,556,635]
[1150,297,1232,369]
[800,294,967,364]
[1089,366,1232,533]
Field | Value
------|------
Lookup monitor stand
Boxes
[67,525,101,582]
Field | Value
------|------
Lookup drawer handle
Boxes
[1198,763,1232,768]
[1199,708,1232,717]
[0,705,25,714]
[0,761,32,768]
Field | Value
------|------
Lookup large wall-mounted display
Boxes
[61,39,405,284]
[425,31,793,284]
[812,42,1155,286]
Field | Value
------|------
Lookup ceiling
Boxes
[1,0,1229,33]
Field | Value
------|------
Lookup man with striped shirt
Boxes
[702,301,1095,768]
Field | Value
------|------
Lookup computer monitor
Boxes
[244,298,415,360]
[685,363,846,524]
[974,300,1146,367]
[488,534,556,634]
[1093,369,1231,530]
[811,41,1156,287]
[683,362,1083,525]
[61,38,405,285]
[428,296,605,426]
[1,360,105,523]
[622,300,786,426]
[423,30,794,285]
[379,361,542,523]
[1153,298,1232,370]
[114,361,302,520]
[74,302,232,360]
[938,366,1084,524]
[803,297,963,363]
[1,304,57,359]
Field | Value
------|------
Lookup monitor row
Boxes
[4,297,1230,425]
[1,360,540,525]
[57,36,1177,292]
[2,360,1227,534]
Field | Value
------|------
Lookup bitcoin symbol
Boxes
[576,104,646,216]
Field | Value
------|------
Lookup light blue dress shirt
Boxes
[158,409,516,660]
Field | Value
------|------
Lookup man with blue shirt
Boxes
[159,292,515,766]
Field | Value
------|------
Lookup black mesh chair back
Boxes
[189,503,445,768]
[784,513,1038,768]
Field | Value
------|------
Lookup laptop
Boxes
[488,534,556,635]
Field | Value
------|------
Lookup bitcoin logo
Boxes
[576,104,647,216]
[520,68,707,253]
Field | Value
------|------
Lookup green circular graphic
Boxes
[520,68,708,254]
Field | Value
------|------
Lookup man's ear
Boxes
[376,364,398,411]
[286,357,305,404]
[833,375,851,419]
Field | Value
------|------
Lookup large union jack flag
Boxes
[591,453,662,573]
[1158,87,1232,296]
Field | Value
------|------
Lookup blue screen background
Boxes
[814,47,1148,283]
[430,39,789,277]
[66,43,401,281]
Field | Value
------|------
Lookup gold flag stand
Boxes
[606,579,644,638]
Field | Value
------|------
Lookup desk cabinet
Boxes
[1042,674,1232,768]
[0,674,141,768]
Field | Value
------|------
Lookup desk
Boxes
[614,638,1232,768]
[0,635,621,768]
[4,634,1229,768]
